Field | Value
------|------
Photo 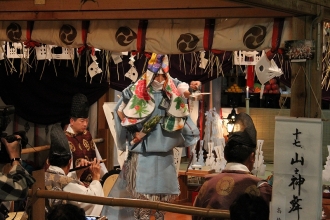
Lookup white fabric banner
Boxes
[87,20,139,52]
[86,18,292,53]
[0,18,293,53]
[0,21,28,42]
[31,21,84,48]
[271,116,323,220]
[213,18,292,51]
[145,19,205,54]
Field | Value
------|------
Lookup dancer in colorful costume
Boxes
[113,53,200,220]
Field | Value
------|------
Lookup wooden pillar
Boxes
[290,17,307,117]
[31,169,45,220]
[290,15,322,118]
[308,14,322,118]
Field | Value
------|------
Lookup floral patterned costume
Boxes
[111,54,200,219]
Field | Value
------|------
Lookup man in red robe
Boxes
[65,93,108,186]
[193,113,272,220]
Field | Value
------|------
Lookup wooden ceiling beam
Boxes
[300,0,330,8]
[0,0,255,12]
[227,0,318,16]
[0,8,294,21]
[0,0,320,20]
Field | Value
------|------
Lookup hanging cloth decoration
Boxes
[137,20,148,53]
[203,19,215,52]
[145,19,204,54]
[213,18,291,52]
[0,21,29,42]
[78,20,95,55]
[87,20,140,52]
[24,21,40,48]
[31,20,84,48]
[246,57,255,89]
[266,18,285,59]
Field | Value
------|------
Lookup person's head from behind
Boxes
[224,138,255,171]
[47,203,85,220]
[48,154,72,169]
[48,124,72,172]
[224,112,257,171]
[70,93,90,134]
[230,193,269,220]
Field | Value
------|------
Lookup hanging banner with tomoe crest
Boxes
[212,18,292,51]
[31,21,84,48]
[86,18,291,54]
[144,19,204,54]
[0,21,29,42]
[87,20,140,52]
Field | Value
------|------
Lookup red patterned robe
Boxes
[192,163,272,220]
[65,130,96,186]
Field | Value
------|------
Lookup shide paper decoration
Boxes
[255,53,283,98]
[35,44,75,60]
[124,54,139,82]
[88,54,102,82]
[0,41,5,60]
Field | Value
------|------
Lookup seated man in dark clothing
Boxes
[47,203,86,220]
[192,112,272,220]
[230,193,269,220]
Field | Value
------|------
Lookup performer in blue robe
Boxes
[103,53,200,220]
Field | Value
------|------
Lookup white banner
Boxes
[145,19,205,54]
[86,18,292,53]
[87,20,139,52]
[31,21,84,48]
[271,116,323,220]
[213,18,292,51]
[0,21,28,42]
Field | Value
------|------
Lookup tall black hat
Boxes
[70,93,89,118]
[49,124,71,156]
[227,112,256,148]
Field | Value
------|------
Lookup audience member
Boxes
[0,136,35,219]
[192,113,272,220]
[230,193,269,220]
[45,124,104,216]
[47,203,86,220]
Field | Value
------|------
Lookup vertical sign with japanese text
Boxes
[271,117,323,220]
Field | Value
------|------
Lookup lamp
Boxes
[226,107,237,134]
